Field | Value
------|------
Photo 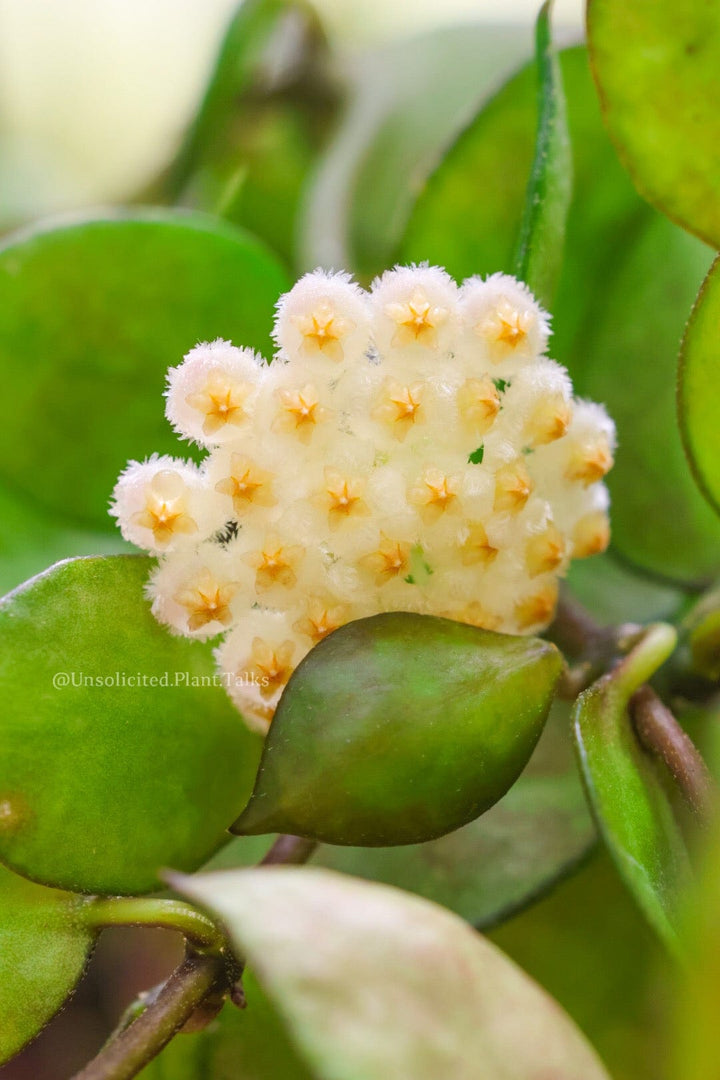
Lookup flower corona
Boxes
[111,266,615,732]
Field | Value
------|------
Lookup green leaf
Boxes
[679,256,720,520]
[311,699,594,927]
[571,214,717,584]
[171,866,611,1080]
[0,863,94,1065]
[301,25,530,277]
[215,701,595,928]
[0,210,288,530]
[139,970,314,1080]
[0,555,262,895]
[401,47,720,586]
[572,625,692,953]
[233,613,562,846]
[587,0,720,248]
[513,0,572,308]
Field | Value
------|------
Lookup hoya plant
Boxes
[1,0,720,1077]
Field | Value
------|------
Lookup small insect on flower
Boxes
[112,264,616,732]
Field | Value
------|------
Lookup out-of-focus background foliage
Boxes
[0,0,581,227]
[0,1,702,1078]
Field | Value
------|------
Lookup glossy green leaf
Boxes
[233,613,562,846]
[163,0,335,266]
[401,47,720,585]
[573,625,692,953]
[301,25,529,277]
[0,555,262,895]
[139,970,314,1080]
[0,210,288,530]
[514,0,571,308]
[172,866,611,1080]
[0,863,94,1065]
[311,700,594,927]
[214,701,595,928]
[679,255,720,520]
[574,214,717,584]
[588,0,720,248]
[566,553,684,628]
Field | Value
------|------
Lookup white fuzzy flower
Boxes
[165,339,265,448]
[273,269,370,367]
[112,264,615,734]
[460,272,551,367]
[370,264,461,367]
[109,455,206,555]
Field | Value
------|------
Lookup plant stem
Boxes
[81,898,225,951]
[631,684,716,821]
[71,834,318,1080]
[261,834,318,865]
[71,951,225,1080]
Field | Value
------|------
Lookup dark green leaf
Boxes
[0,210,288,530]
[215,701,595,928]
[401,47,720,585]
[573,625,691,953]
[0,555,262,894]
[467,444,485,465]
[171,866,611,1080]
[0,863,94,1065]
[678,255,720,520]
[514,0,572,307]
[312,699,594,927]
[233,613,562,846]
[588,0,720,248]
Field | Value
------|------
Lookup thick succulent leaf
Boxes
[678,256,720,520]
[573,626,692,953]
[214,701,594,928]
[0,555,262,894]
[0,210,288,529]
[0,863,94,1065]
[233,613,562,846]
[571,214,716,584]
[401,47,720,586]
[514,0,571,308]
[300,25,529,277]
[312,699,594,927]
[587,0,720,248]
[171,867,611,1080]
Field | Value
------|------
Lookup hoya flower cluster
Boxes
[111,266,614,732]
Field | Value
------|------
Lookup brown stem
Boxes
[631,685,716,821]
[260,833,318,865]
[71,951,226,1080]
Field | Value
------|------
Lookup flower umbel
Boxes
[111,266,615,732]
